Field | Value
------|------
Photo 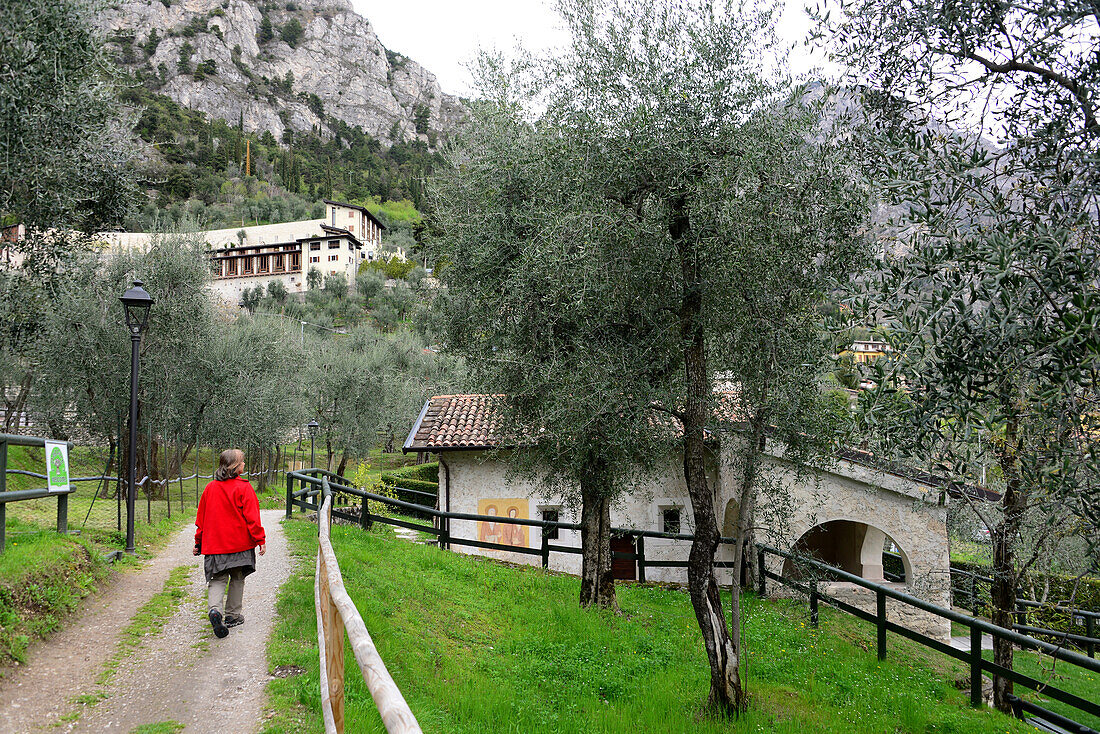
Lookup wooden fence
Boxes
[315,476,422,734]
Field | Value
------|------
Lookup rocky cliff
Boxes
[99,0,465,144]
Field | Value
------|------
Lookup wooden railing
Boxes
[315,476,422,734]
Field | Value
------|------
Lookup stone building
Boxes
[404,393,959,641]
[98,199,389,303]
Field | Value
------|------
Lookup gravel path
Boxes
[0,509,291,733]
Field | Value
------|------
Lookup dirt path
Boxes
[0,510,291,733]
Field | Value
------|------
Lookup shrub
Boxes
[280,18,303,48]
[383,462,438,483]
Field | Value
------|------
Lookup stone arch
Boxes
[782,518,912,584]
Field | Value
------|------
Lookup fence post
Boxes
[360,498,371,531]
[318,543,345,732]
[56,493,68,534]
[0,438,6,552]
[876,588,887,661]
[541,529,550,569]
[285,474,294,519]
[971,572,979,616]
[810,578,819,628]
[1086,616,1095,659]
[757,547,766,596]
[438,516,449,550]
[970,623,983,707]
[636,535,646,583]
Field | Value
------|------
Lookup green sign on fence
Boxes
[45,441,70,493]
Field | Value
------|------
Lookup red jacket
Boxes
[195,477,266,555]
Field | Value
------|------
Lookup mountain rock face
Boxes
[99,0,465,144]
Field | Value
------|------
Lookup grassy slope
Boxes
[266,519,1037,734]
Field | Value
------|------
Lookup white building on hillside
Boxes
[98,200,389,303]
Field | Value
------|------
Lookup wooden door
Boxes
[611,535,636,581]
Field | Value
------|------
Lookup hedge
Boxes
[949,560,1100,648]
[382,462,438,483]
[381,477,439,496]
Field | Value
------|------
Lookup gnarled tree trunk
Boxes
[675,193,743,714]
[579,480,617,610]
[991,408,1023,713]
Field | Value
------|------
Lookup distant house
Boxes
[405,393,957,641]
[98,199,390,304]
[844,339,892,364]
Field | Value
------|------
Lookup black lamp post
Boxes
[307,419,319,470]
[120,281,154,554]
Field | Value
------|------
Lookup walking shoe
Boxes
[209,609,229,638]
[224,613,245,628]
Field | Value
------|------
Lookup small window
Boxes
[310,242,321,251]
[227,259,237,275]
[328,239,340,249]
[348,210,354,218]
[661,508,681,535]
[541,509,559,540]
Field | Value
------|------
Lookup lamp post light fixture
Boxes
[120,280,154,554]
[307,419,319,470]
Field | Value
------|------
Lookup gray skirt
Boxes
[204,549,256,582]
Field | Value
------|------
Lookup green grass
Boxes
[950,539,993,567]
[264,518,1037,734]
[0,518,108,663]
[130,721,184,734]
[985,648,1100,730]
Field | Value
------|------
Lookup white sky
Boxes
[351,0,832,98]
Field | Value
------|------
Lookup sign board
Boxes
[45,441,70,494]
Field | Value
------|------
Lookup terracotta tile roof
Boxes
[403,395,506,452]
[403,393,998,500]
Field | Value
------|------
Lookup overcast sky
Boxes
[351,0,832,98]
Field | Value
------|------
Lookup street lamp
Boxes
[307,419,319,470]
[120,280,154,554]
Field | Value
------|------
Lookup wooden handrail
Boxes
[316,487,422,734]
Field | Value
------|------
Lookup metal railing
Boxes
[315,476,422,734]
[286,469,739,577]
[760,545,1100,734]
[2,434,292,551]
[288,467,1100,734]
[0,434,75,550]
[888,549,1100,658]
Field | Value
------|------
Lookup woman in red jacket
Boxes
[194,449,266,638]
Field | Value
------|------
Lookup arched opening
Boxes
[782,520,910,584]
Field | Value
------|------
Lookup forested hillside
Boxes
[119,85,439,236]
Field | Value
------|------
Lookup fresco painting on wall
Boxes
[478,498,529,548]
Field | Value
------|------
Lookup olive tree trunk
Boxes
[579,486,617,609]
[675,194,743,714]
[990,409,1023,713]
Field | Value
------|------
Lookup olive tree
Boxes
[0,0,137,232]
[816,0,1100,711]
[430,0,870,712]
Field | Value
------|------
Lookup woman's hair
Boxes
[215,449,245,482]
